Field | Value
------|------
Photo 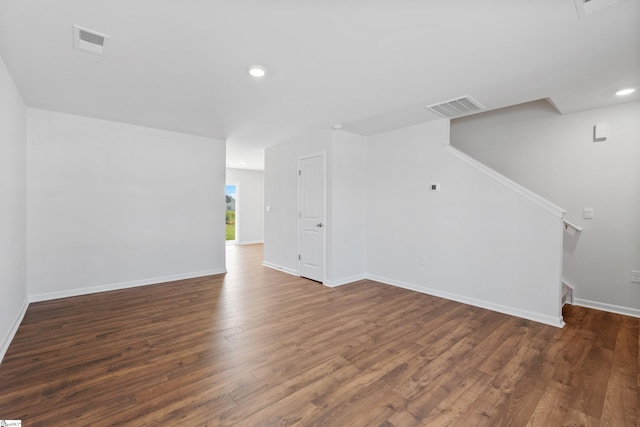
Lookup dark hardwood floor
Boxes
[0,244,637,426]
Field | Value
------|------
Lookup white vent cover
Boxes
[574,0,620,18]
[73,25,109,55]
[426,96,485,118]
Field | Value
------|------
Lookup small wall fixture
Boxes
[593,123,608,142]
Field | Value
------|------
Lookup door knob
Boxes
[317,223,323,227]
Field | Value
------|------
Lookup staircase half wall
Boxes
[366,119,566,327]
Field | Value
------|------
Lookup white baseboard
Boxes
[366,273,565,328]
[28,268,227,303]
[262,261,298,276]
[574,298,640,318]
[1,296,29,365]
[561,280,575,304]
[237,240,264,246]
[324,274,366,288]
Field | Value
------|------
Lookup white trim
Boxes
[562,280,575,305]
[262,261,298,277]
[563,218,583,233]
[237,240,264,245]
[324,274,366,288]
[0,296,29,365]
[366,273,565,328]
[444,143,566,218]
[574,298,640,318]
[28,269,227,303]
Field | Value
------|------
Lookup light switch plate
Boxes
[583,208,593,219]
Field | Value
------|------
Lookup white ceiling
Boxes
[1,0,639,170]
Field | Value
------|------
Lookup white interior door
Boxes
[298,154,324,282]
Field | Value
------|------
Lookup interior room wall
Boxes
[27,109,227,301]
[263,128,368,285]
[264,119,563,325]
[263,130,333,276]
[225,168,264,245]
[0,56,27,362]
[366,119,564,326]
[327,131,367,286]
[451,100,640,316]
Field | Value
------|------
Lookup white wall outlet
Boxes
[430,183,440,192]
[583,208,593,219]
[632,271,640,283]
[419,256,426,266]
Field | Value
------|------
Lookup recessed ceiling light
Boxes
[248,66,265,78]
[616,88,635,96]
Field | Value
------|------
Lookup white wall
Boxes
[326,131,367,286]
[264,121,563,325]
[451,100,640,316]
[0,56,27,362]
[366,120,564,326]
[264,130,332,275]
[27,109,226,300]
[263,129,369,285]
[226,168,264,245]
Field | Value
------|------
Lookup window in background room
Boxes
[225,184,236,242]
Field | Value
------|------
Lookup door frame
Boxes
[297,152,327,283]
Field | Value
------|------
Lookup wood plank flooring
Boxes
[0,244,638,426]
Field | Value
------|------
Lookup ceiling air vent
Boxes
[73,25,109,55]
[426,96,485,119]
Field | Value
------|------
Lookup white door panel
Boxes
[299,154,324,282]
[302,230,320,268]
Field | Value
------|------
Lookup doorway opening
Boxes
[225,184,236,243]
